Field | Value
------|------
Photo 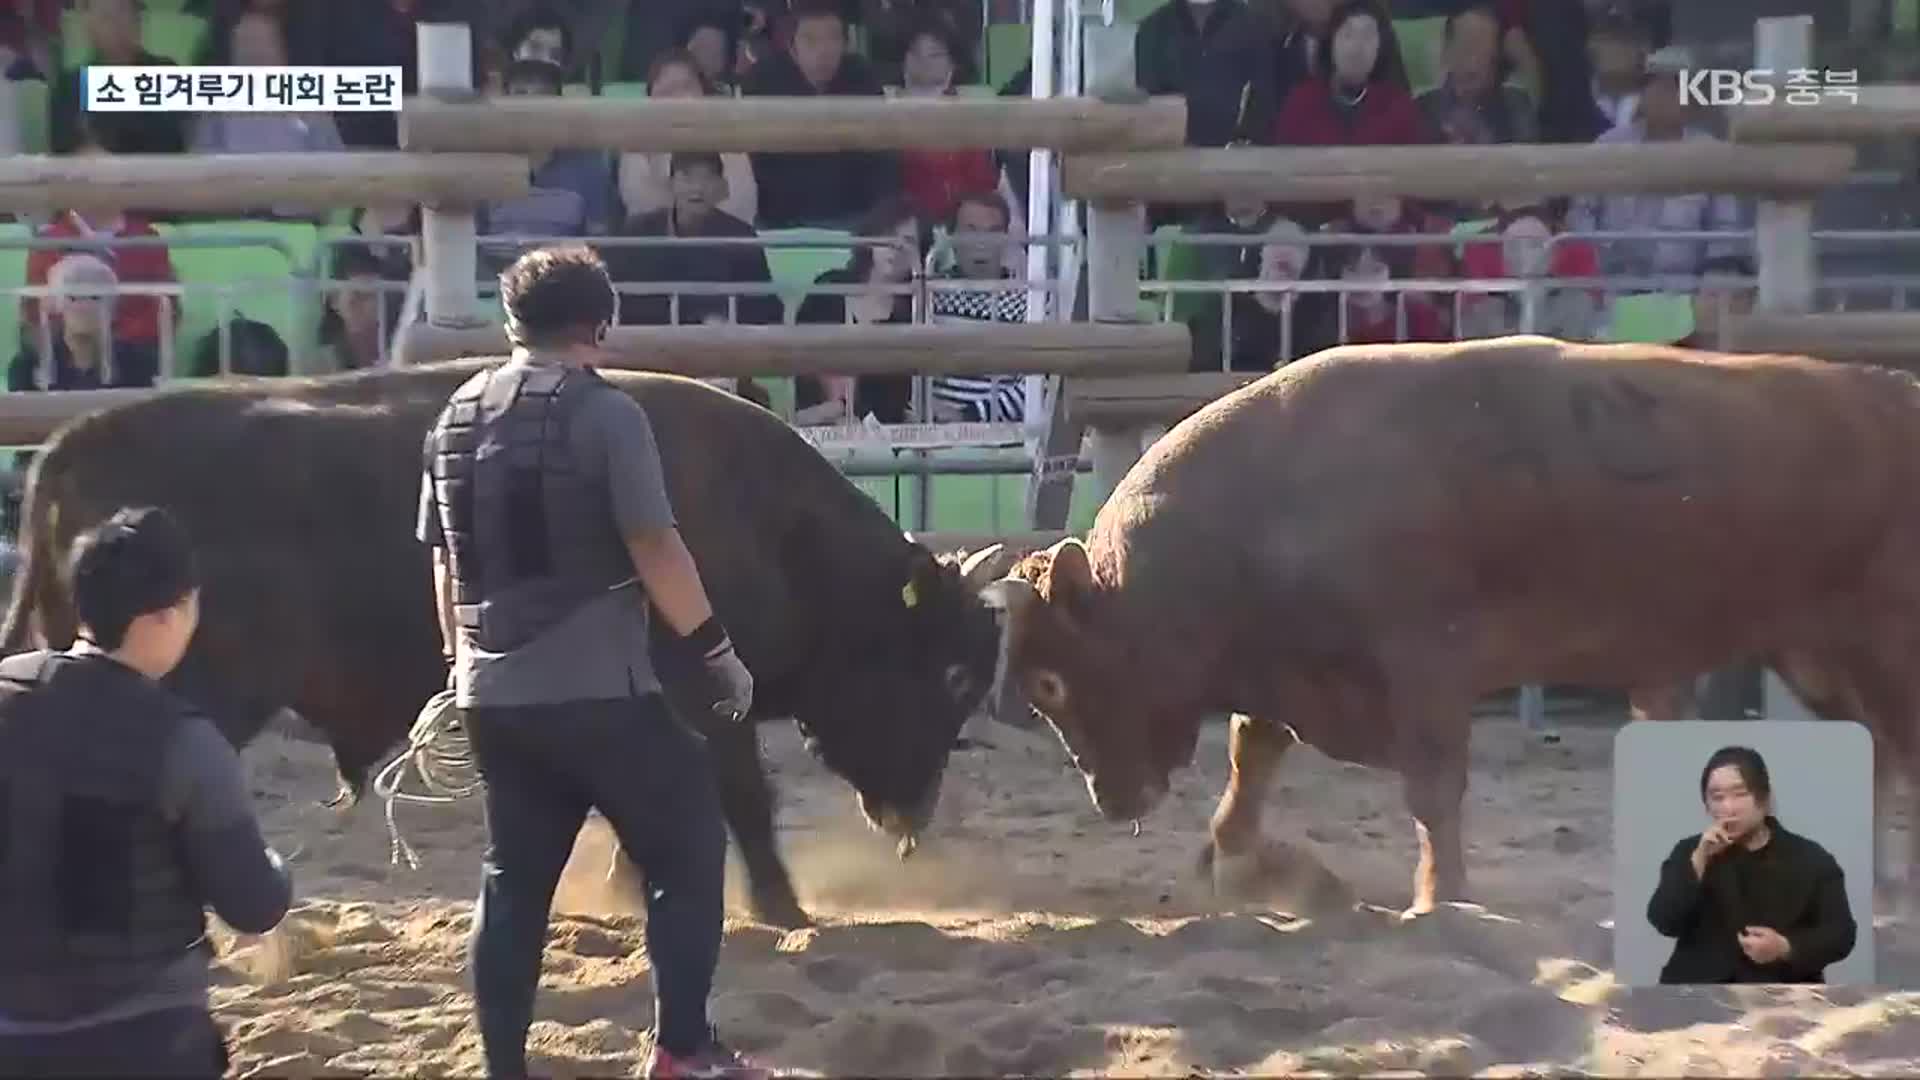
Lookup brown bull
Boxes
[981,335,1920,915]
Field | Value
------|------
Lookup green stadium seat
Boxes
[64,9,210,68]
[853,467,1103,532]
[13,80,48,155]
[157,220,322,376]
[1152,223,1216,324]
[986,23,1031,91]
[144,0,189,9]
[596,6,627,82]
[762,228,854,322]
[1118,0,1167,22]
[143,11,210,65]
[1604,292,1695,344]
[562,82,591,97]
[0,223,31,380]
[1900,0,1918,33]
[602,81,649,99]
[1394,16,1446,94]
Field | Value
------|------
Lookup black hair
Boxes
[499,243,617,347]
[503,4,573,60]
[845,196,920,281]
[317,245,388,354]
[67,506,198,651]
[790,0,846,26]
[677,8,740,63]
[949,189,1011,232]
[647,46,714,93]
[1699,745,1773,804]
[669,151,725,177]
[1319,0,1410,91]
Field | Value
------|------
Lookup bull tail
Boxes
[0,456,72,655]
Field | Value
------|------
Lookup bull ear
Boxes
[1041,538,1093,613]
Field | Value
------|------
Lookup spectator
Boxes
[1583,1,1651,134]
[1418,4,1537,146]
[478,59,617,274]
[618,50,758,226]
[318,245,392,371]
[23,119,180,360]
[606,153,782,328]
[188,315,289,377]
[1180,198,1320,371]
[680,8,742,94]
[289,0,475,149]
[1312,194,1453,344]
[616,0,732,82]
[0,2,57,79]
[742,0,901,229]
[928,191,1027,421]
[1271,0,1333,99]
[859,0,980,85]
[501,3,573,74]
[1525,0,1605,142]
[1456,202,1604,341]
[11,255,158,391]
[896,24,999,226]
[1138,0,1277,150]
[1679,255,1755,350]
[192,7,345,218]
[1567,47,1743,281]
[1272,0,1430,148]
[51,0,189,155]
[794,198,920,424]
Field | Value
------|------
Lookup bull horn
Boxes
[978,576,1041,730]
[958,542,1008,588]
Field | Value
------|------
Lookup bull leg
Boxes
[1196,714,1298,896]
[704,721,812,929]
[1402,742,1470,917]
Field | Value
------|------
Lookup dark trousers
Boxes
[0,1005,228,1078]
[464,694,727,1077]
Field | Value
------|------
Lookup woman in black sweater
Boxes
[1647,745,1857,984]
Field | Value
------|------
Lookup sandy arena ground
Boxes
[211,708,1920,1077]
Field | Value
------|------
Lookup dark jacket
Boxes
[8,336,158,391]
[603,208,784,326]
[1648,817,1857,984]
[1135,0,1278,147]
[740,50,901,228]
[794,266,913,422]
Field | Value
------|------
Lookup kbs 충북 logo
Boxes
[1676,68,1859,108]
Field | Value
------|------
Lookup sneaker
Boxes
[645,1038,771,1080]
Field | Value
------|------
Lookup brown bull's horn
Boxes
[958,542,1008,588]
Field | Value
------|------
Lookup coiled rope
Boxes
[370,689,483,869]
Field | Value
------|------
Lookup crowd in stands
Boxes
[0,0,1760,420]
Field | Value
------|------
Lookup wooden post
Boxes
[1026,18,1150,530]
[1754,15,1821,726]
[416,22,482,334]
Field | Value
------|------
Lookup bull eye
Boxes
[1031,669,1067,712]
[944,663,972,699]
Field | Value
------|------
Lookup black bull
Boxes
[0,361,1008,928]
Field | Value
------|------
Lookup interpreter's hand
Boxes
[1739,925,1792,966]
[1692,821,1734,878]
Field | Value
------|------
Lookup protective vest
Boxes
[427,360,637,653]
[0,650,209,1022]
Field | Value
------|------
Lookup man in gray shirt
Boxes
[417,244,765,1079]
[0,506,292,1077]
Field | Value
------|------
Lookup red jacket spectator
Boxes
[1273,76,1431,146]
[1270,0,1431,147]
[24,211,178,347]
[901,148,999,228]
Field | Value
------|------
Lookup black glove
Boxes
[658,616,754,725]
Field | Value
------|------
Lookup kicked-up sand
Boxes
[210,706,1920,1077]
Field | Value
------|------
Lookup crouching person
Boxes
[0,505,293,1077]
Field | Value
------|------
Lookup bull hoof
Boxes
[1194,841,1216,886]
[750,896,814,930]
